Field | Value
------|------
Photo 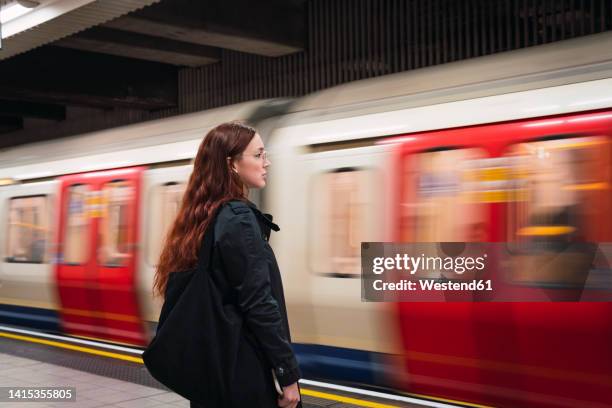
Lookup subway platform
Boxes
[0,325,467,408]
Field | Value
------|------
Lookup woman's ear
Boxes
[227,157,238,174]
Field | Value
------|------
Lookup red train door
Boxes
[390,133,502,405]
[391,111,612,407]
[55,167,145,346]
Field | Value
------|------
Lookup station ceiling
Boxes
[0,0,305,138]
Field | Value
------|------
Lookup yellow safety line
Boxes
[0,332,143,364]
[402,391,492,408]
[300,388,399,408]
[0,331,490,407]
[71,333,143,347]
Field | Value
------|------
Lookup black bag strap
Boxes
[195,210,219,273]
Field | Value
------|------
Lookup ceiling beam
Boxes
[0,100,66,121]
[105,0,305,57]
[0,46,178,110]
[56,27,220,67]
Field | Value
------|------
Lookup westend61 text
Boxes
[373,279,493,291]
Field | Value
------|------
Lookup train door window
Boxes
[147,182,186,265]
[401,148,488,243]
[98,180,134,267]
[506,136,611,285]
[6,195,49,263]
[310,168,379,277]
[63,184,90,264]
[400,148,489,279]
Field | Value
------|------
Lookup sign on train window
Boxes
[310,168,379,277]
[6,195,50,263]
[63,184,90,265]
[400,148,488,243]
[147,182,186,266]
[98,180,134,267]
[506,136,611,286]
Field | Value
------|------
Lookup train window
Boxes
[506,136,611,286]
[98,180,134,267]
[399,148,489,280]
[401,148,488,241]
[147,182,186,266]
[6,195,50,264]
[63,184,90,265]
[310,168,379,277]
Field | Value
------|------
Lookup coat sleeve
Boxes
[217,210,301,387]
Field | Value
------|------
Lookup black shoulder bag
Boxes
[143,214,243,406]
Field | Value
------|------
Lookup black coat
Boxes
[200,199,301,407]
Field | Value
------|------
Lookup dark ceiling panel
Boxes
[0,100,66,121]
[105,0,305,57]
[56,27,220,67]
[0,116,24,134]
[0,46,178,110]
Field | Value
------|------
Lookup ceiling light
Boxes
[0,1,38,24]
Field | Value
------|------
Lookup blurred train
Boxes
[2,31,612,407]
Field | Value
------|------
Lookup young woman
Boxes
[154,122,302,408]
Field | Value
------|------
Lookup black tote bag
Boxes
[143,214,243,406]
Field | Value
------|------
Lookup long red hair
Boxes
[153,122,257,297]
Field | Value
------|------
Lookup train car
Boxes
[1,30,611,407]
[268,31,612,407]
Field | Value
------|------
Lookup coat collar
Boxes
[246,200,280,232]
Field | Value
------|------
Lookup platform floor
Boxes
[0,326,462,408]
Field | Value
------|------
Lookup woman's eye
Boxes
[255,153,262,158]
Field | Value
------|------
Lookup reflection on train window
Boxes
[6,195,49,263]
[147,182,186,266]
[507,136,611,286]
[311,169,378,276]
[98,180,133,267]
[64,184,89,264]
[401,148,488,243]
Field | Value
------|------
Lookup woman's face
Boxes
[233,133,270,189]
